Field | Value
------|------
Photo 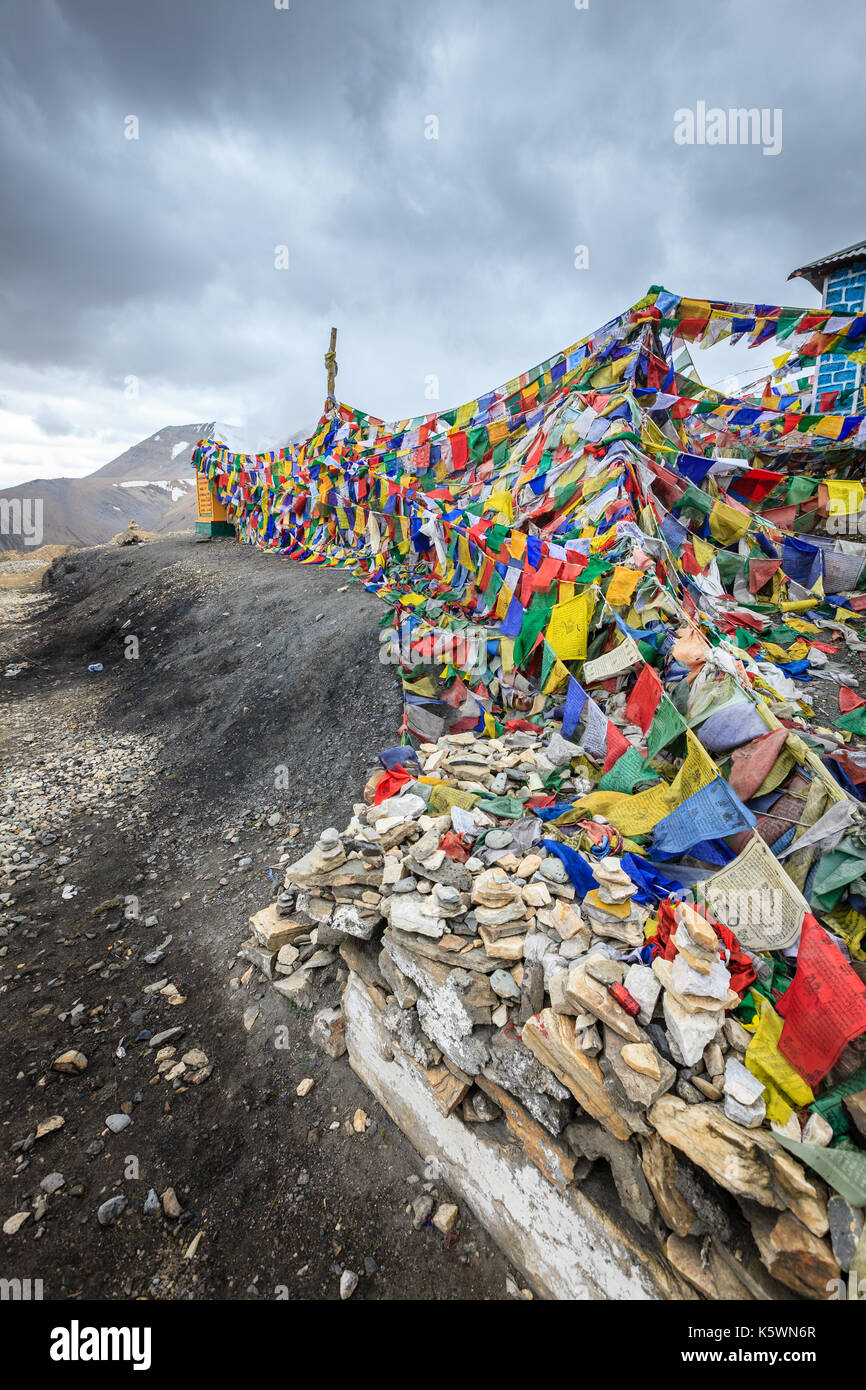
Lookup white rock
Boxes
[671,952,731,1001]
[770,1112,803,1141]
[802,1112,833,1148]
[388,892,445,938]
[663,993,718,1067]
[724,1092,766,1128]
[723,1056,765,1107]
[3,1212,30,1235]
[432,1202,459,1234]
[623,963,660,1025]
[545,731,581,768]
[376,793,427,820]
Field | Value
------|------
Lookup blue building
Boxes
[789,240,866,413]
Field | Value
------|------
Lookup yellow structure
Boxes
[195,473,234,537]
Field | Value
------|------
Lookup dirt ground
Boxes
[0,534,515,1301]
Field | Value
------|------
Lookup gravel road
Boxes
[0,534,514,1300]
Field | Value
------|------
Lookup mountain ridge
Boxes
[2,421,216,550]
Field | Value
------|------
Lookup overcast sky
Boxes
[2,0,864,485]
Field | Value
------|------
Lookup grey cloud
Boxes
[1,0,864,463]
[34,407,74,436]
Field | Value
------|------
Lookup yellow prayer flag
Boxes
[814,416,844,440]
[568,784,677,836]
[671,730,719,804]
[826,479,864,517]
[485,490,514,522]
[545,591,595,661]
[542,655,570,694]
[692,535,715,571]
[494,582,513,621]
[745,995,814,1125]
[605,566,641,609]
[708,498,751,546]
[509,530,527,561]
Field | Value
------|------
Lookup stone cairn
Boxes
[240,728,855,1300]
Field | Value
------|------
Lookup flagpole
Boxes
[325,327,338,415]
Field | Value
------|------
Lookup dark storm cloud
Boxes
[1,0,865,463]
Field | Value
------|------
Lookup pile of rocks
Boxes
[242,728,861,1301]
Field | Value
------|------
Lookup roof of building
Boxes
[788,239,866,292]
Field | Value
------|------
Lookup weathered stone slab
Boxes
[648,1095,829,1237]
[285,851,382,890]
[482,1027,572,1135]
[414,1062,469,1116]
[476,1077,575,1189]
[604,1027,675,1109]
[238,938,278,979]
[249,904,306,951]
[337,937,388,991]
[378,946,419,1007]
[330,903,380,941]
[564,964,641,1042]
[639,1132,694,1238]
[343,974,693,1300]
[384,926,501,974]
[522,1011,632,1142]
[745,1206,839,1299]
[564,1119,655,1227]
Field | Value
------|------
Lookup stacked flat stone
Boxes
[240,726,843,1299]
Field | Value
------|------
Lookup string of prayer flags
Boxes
[192,278,866,1246]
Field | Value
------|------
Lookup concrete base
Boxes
[343,973,693,1301]
[194,520,235,537]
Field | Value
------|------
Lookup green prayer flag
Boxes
[513,606,548,665]
[540,639,556,689]
[598,746,658,794]
[575,556,610,585]
[478,795,525,820]
[836,707,866,737]
[786,475,819,505]
[774,1135,866,1208]
[646,696,688,760]
[810,1061,866,1139]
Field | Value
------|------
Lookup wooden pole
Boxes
[325,326,338,414]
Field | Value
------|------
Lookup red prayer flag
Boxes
[373,765,412,803]
[729,468,784,504]
[839,687,866,713]
[602,721,630,773]
[727,727,789,802]
[449,430,468,468]
[625,663,663,734]
[748,558,781,594]
[776,914,866,1088]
